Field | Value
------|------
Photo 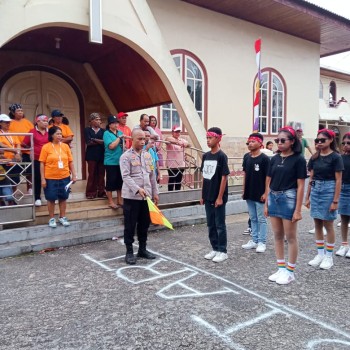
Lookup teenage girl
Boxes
[305,129,343,270]
[335,132,350,258]
[264,127,307,285]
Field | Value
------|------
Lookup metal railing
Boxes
[0,133,35,225]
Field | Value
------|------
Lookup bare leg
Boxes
[283,219,298,264]
[314,218,324,241]
[117,190,123,206]
[47,200,55,219]
[58,199,67,218]
[323,220,335,244]
[270,217,285,260]
[106,191,116,206]
[340,215,350,243]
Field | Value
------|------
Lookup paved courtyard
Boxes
[1,211,350,350]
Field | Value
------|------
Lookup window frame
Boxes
[253,68,287,136]
[159,49,208,132]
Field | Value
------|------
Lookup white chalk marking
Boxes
[224,304,289,335]
[307,338,350,349]
[81,253,114,272]
[191,315,245,350]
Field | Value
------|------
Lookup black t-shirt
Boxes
[84,127,105,162]
[307,152,344,181]
[200,150,230,203]
[242,152,270,202]
[268,153,307,191]
[341,155,350,184]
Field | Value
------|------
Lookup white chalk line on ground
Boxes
[81,249,350,348]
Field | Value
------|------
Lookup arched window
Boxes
[161,50,207,131]
[329,81,336,107]
[319,80,323,99]
[254,68,286,135]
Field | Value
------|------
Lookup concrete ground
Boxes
[1,211,350,350]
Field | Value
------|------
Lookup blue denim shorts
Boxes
[268,188,297,221]
[339,183,350,216]
[310,180,337,221]
[44,177,71,201]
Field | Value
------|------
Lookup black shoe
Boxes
[125,253,137,265]
[137,249,156,259]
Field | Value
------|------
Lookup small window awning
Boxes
[319,113,340,121]
[340,116,350,122]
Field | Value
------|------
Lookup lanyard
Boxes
[51,142,62,161]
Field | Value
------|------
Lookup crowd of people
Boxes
[2,103,350,276]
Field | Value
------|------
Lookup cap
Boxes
[296,128,303,132]
[117,112,128,118]
[51,109,64,117]
[107,115,118,125]
[172,125,181,132]
[0,114,11,122]
[36,114,49,122]
[89,113,101,122]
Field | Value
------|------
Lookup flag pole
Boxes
[253,38,262,133]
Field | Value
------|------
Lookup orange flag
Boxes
[146,197,173,230]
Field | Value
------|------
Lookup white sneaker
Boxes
[308,254,324,267]
[276,270,295,285]
[346,249,350,258]
[212,252,228,263]
[268,269,285,282]
[27,188,33,195]
[58,217,70,226]
[335,245,349,257]
[320,255,334,270]
[204,250,217,260]
[256,242,266,253]
[308,227,327,235]
[337,222,341,227]
[48,218,57,228]
[34,199,42,207]
[243,227,252,235]
[242,240,258,249]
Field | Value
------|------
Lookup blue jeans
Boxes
[246,200,267,244]
[205,202,227,253]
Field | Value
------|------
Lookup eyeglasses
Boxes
[314,138,328,144]
[274,138,290,144]
[342,141,350,145]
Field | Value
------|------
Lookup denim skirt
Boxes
[310,180,337,221]
[268,188,297,221]
[339,183,350,216]
[44,176,71,201]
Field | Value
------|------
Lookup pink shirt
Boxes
[23,127,49,160]
[165,136,188,168]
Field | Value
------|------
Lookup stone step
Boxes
[0,214,207,259]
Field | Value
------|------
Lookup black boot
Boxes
[125,245,137,265]
[137,243,156,259]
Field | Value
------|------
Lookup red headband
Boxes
[247,136,263,144]
[206,131,223,141]
[318,128,335,139]
[279,126,296,137]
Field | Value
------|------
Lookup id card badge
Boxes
[58,161,64,169]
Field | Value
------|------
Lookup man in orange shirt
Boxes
[50,110,74,146]
[117,112,132,149]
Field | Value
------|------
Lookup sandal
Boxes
[108,204,118,209]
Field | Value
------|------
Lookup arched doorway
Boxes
[1,71,82,179]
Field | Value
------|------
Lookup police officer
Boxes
[120,129,159,264]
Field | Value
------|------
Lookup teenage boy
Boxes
[242,133,270,253]
[200,127,230,263]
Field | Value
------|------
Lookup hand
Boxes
[72,175,78,183]
[41,179,47,189]
[292,211,302,223]
[199,198,204,205]
[153,194,159,205]
[215,198,223,207]
[330,202,338,211]
[304,199,310,209]
[14,153,21,162]
[260,194,266,203]
[138,188,147,198]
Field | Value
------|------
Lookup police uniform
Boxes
[120,147,159,263]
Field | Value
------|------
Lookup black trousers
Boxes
[167,168,184,191]
[123,198,150,246]
[33,160,42,200]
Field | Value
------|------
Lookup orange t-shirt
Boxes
[39,142,73,179]
[0,132,21,160]
[9,118,34,143]
[49,123,74,138]
[117,124,132,149]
